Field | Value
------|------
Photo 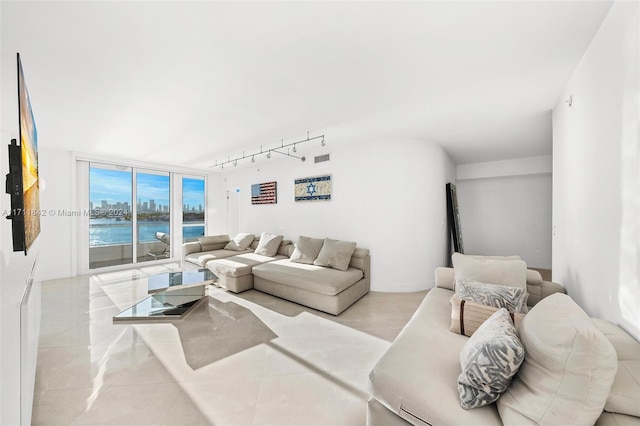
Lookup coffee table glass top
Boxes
[113,285,207,322]
[148,268,217,293]
[114,269,217,322]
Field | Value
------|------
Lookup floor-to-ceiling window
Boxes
[89,163,134,268]
[136,170,171,263]
[86,161,206,270]
[182,176,205,242]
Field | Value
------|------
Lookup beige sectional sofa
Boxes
[368,256,640,426]
[183,233,293,293]
[183,234,248,268]
[183,234,370,315]
[252,245,370,315]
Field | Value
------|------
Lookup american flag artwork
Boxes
[294,175,331,202]
[251,181,277,204]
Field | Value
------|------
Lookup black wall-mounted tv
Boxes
[5,53,41,254]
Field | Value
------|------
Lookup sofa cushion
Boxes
[184,249,244,267]
[198,235,230,251]
[290,236,324,264]
[595,411,640,426]
[497,293,618,425]
[526,269,543,286]
[254,232,284,257]
[452,253,527,289]
[208,253,284,277]
[458,308,524,409]
[593,318,640,417]
[450,295,524,337]
[225,233,256,251]
[314,238,357,271]
[468,255,521,261]
[252,259,363,296]
[277,241,294,257]
[455,280,528,313]
[368,288,502,425]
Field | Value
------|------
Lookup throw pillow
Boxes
[458,308,525,409]
[450,295,524,337]
[497,293,618,425]
[455,280,528,314]
[290,236,324,264]
[452,253,527,289]
[198,235,229,251]
[254,232,284,257]
[313,238,357,271]
[224,233,255,251]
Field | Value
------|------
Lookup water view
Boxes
[89,218,205,246]
[89,168,206,248]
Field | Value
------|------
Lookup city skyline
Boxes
[90,168,205,212]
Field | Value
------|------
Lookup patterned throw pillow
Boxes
[450,295,525,337]
[458,308,525,409]
[456,280,528,314]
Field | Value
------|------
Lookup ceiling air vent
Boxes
[314,154,330,163]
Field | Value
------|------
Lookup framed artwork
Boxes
[251,181,277,204]
[446,182,464,256]
[294,175,331,202]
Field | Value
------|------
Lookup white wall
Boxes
[456,156,553,269]
[553,0,640,339]
[210,138,457,292]
[37,148,74,279]
[1,44,43,426]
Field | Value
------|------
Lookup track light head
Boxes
[210,133,324,168]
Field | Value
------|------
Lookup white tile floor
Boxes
[32,263,427,426]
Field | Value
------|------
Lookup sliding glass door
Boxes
[136,170,171,263]
[89,164,133,268]
[86,161,206,270]
[182,176,205,243]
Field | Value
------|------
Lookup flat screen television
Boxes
[5,53,41,254]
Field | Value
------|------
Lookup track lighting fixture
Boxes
[211,132,325,169]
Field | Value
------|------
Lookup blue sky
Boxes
[90,168,204,210]
[89,168,132,206]
[183,178,205,209]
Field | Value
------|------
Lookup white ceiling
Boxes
[1,1,613,169]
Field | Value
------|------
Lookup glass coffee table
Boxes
[147,269,217,293]
[113,269,217,322]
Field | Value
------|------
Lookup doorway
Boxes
[226,187,241,236]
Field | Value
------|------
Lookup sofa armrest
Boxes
[183,241,202,256]
[435,267,455,291]
[540,280,566,300]
[436,266,565,303]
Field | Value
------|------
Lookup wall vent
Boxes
[314,154,330,163]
